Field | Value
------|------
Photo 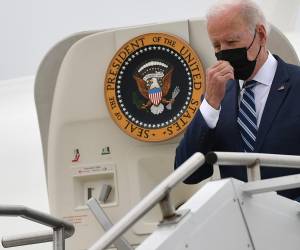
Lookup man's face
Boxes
[207,9,259,61]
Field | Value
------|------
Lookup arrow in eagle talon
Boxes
[166,86,180,110]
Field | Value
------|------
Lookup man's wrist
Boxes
[205,96,221,110]
[200,98,221,129]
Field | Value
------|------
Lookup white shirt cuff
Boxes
[199,98,220,129]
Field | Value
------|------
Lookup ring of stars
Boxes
[116,45,193,129]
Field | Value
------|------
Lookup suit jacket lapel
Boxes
[255,55,290,152]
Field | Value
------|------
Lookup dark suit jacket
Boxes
[175,55,300,200]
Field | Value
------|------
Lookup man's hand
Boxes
[205,61,234,109]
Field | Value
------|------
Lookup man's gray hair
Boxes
[206,0,270,34]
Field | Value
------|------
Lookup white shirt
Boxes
[200,52,278,128]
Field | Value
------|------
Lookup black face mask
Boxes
[215,31,261,80]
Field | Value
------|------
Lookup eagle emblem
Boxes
[133,60,180,115]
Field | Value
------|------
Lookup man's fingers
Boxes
[217,66,234,77]
[211,60,232,70]
[218,72,234,82]
[208,61,233,77]
[208,65,233,81]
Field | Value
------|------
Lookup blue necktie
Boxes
[237,80,258,152]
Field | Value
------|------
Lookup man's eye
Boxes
[214,44,221,50]
[227,41,237,45]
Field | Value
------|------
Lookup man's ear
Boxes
[257,24,267,46]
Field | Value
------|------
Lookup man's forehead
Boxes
[210,31,243,42]
[207,6,247,33]
[207,17,248,41]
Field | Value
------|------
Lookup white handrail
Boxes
[206,152,300,181]
[88,152,205,250]
[89,151,300,250]
[2,231,53,248]
[242,174,300,195]
[0,205,74,249]
[206,152,300,168]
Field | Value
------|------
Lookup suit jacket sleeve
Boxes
[174,109,216,184]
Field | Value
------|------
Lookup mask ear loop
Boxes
[247,30,257,50]
[247,29,262,61]
[254,45,262,60]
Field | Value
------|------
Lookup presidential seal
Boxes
[104,33,205,142]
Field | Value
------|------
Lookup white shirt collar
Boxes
[252,52,278,86]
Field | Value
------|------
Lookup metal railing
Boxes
[88,151,300,250]
[206,151,300,194]
[88,152,205,250]
[0,205,75,250]
[87,198,133,250]
[206,152,300,181]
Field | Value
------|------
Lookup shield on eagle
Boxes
[148,87,162,105]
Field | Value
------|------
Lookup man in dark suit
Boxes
[175,0,300,200]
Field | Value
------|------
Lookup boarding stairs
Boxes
[2,152,300,250]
